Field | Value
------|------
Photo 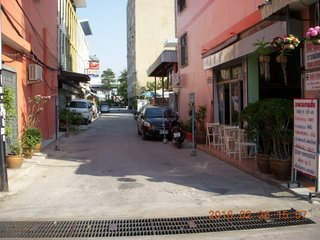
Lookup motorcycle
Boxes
[170,115,185,148]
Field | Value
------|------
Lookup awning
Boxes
[147,50,177,77]
[203,21,287,70]
[59,70,90,82]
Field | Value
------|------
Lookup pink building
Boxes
[1,0,58,142]
[176,0,311,125]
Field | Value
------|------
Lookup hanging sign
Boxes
[293,99,319,178]
[305,42,320,70]
[305,71,320,91]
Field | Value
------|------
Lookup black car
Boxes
[137,105,176,140]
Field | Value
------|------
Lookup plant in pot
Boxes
[72,112,83,125]
[258,98,293,180]
[31,127,42,153]
[59,108,73,136]
[240,100,272,173]
[306,26,320,45]
[21,127,39,159]
[252,38,273,81]
[194,105,207,144]
[6,142,24,168]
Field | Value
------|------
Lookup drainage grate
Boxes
[0,209,315,238]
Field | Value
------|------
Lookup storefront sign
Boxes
[293,99,319,178]
[304,42,320,70]
[293,99,318,152]
[293,148,318,178]
[305,71,320,91]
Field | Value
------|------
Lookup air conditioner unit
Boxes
[28,64,43,83]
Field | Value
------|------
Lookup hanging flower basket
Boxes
[276,55,287,63]
[258,55,270,63]
[284,44,295,50]
[306,26,320,45]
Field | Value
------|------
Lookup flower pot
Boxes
[23,149,34,159]
[195,132,206,144]
[34,143,42,153]
[184,131,192,141]
[276,55,287,63]
[258,56,270,63]
[6,155,24,168]
[284,44,295,50]
[270,158,291,180]
[256,153,271,174]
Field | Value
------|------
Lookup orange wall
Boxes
[176,0,264,122]
[2,0,58,139]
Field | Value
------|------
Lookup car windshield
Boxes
[69,102,86,108]
[145,108,174,118]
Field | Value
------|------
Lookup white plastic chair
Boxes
[236,129,257,163]
[206,123,220,148]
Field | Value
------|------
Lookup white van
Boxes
[67,99,93,125]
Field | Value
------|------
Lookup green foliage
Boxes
[22,127,42,150]
[252,38,273,56]
[240,98,293,160]
[3,87,16,137]
[101,68,116,90]
[59,109,73,124]
[145,80,162,91]
[183,119,192,133]
[9,141,23,156]
[72,113,83,121]
[188,104,207,133]
[118,69,128,104]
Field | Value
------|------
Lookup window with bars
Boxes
[177,0,186,13]
[180,33,188,67]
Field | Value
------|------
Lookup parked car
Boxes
[100,104,110,113]
[136,105,176,140]
[67,99,93,125]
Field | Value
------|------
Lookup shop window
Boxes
[216,64,244,125]
[177,0,186,13]
[180,33,188,67]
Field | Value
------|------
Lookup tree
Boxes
[101,68,116,90]
[118,69,128,105]
[145,80,162,91]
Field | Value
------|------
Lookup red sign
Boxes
[304,42,320,70]
[89,61,99,69]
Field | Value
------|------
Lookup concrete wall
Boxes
[176,0,265,122]
[127,0,175,99]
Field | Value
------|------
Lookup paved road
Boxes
[0,111,319,239]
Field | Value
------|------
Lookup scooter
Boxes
[170,115,185,148]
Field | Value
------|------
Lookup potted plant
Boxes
[194,105,207,144]
[306,26,320,45]
[21,127,39,158]
[32,127,42,153]
[59,108,73,136]
[258,98,293,180]
[252,38,274,81]
[6,142,24,168]
[240,101,272,173]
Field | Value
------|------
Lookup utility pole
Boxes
[0,0,9,192]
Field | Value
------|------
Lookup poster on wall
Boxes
[305,71,320,91]
[304,42,320,70]
[293,99,319,178]
[217,85,225,124]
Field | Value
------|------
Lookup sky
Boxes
[77,0,127,78]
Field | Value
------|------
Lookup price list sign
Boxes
[293,99,319,178]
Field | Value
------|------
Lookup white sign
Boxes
[293,99,319,178]
[304,42,320,70]
[305,71,320,91]
[293,99,318,152]
[293,147,318,178]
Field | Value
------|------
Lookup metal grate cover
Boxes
[0,209,315,238]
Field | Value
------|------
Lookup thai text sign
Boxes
[293,99,319,178]
[305,42,320,70]
[305,71,320,91]
[293,148,318,178]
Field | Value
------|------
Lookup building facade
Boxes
[1,0,58,142]
[126,0,176,104]
[176,0,314,125]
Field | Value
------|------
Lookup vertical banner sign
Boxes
[293,99,319,178]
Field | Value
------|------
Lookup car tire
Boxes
[141,130,148,140]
